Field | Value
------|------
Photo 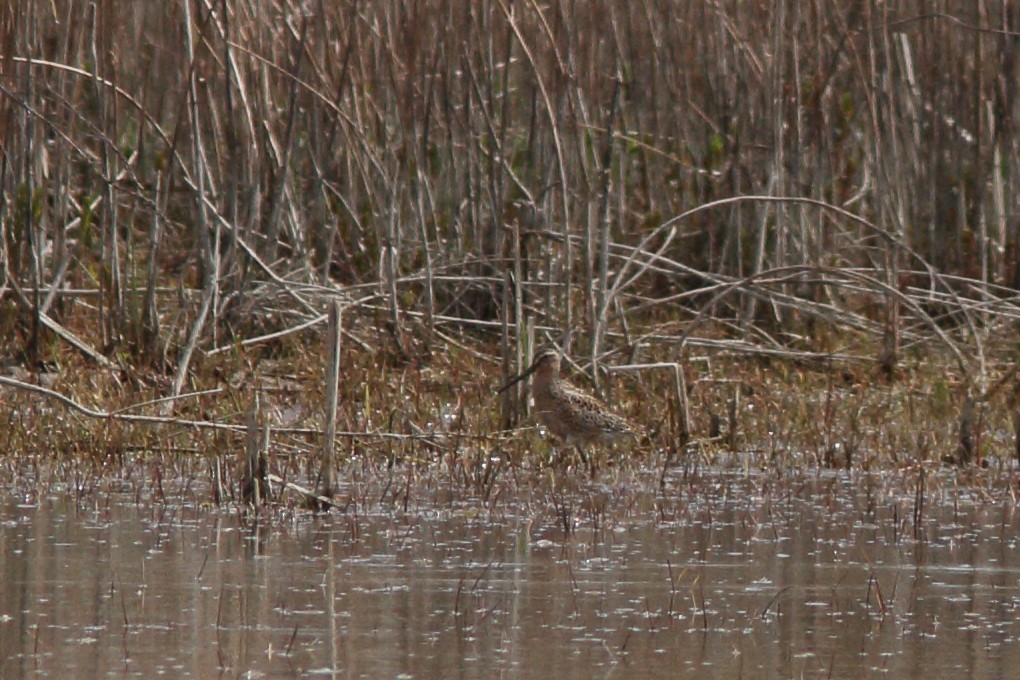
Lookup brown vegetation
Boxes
[1,2,1020,500]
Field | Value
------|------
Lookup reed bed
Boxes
[1,1,1020,502]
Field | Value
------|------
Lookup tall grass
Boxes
[1,2,1020,468]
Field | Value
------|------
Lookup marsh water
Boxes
[3,467,1020,679]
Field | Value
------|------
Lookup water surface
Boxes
[2,468,1019,678]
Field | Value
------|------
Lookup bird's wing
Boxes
[560,385,637,434]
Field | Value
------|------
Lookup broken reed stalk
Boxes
[316,300,342,504]
[512,218,526,413]
[877,297,900,381]
[241,392,269,506]
[500,269,514,431]
[913,467,925,540]
[165,285,215,415]
[212,455,225,505]
[727,382,739,452]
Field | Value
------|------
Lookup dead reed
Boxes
[1,2,1020,502]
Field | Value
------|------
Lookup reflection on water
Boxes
[2,469,1020,678]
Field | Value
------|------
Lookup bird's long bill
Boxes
[495,360,540,396]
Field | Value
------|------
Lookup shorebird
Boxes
[498,347,639,470]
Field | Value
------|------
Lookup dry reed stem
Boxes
[316,300,342,502]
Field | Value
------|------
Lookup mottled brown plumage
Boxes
[499,348,639,467]
[529,349,636,446]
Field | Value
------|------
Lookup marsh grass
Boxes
[0,321,1016,510]
[2,2,1020,507]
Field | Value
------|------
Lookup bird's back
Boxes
[534,376,637,447]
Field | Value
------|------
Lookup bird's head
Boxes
[496,346,562,394]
